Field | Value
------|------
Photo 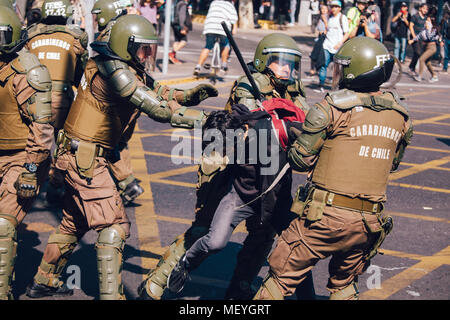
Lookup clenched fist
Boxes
[14,171,38,199]
[182,84,218,106]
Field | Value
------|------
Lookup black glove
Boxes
[182,84,218,106]
[14,171,38,199]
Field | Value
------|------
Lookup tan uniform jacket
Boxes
[307,91,412,202]
[64,59,140,149]
[26,23,88,85]
[64,58,181,150]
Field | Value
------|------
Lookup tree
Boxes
[239,0,254,29]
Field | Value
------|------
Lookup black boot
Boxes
[26,280,73,298]
[137,279,154,300]
[167,255,190,293]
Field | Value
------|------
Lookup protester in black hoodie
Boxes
[138,100,316,300]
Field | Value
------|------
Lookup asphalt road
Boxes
[14,23,450,301]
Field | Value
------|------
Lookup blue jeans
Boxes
[444,39,450,71]
[394,37,407,62]
[185,184,256,270]
[319,49,334,86]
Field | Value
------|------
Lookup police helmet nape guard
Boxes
[41,0,74,20]
[0,7,27,55]
[332,37,394,91]
[107,14,158,69]
[253,33,302,85]
[91,0,128,31]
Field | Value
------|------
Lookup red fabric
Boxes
[253,98,306,150]
[261,98,306,123]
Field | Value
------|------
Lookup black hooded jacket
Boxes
[230,104,301,233]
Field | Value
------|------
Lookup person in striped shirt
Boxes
[193,0,238,76]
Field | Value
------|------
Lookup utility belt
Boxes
[291,183,393,261]
[55,129,111,183]
[51,80,72,93]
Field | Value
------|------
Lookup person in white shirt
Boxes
[317,0,349,92]
[193,0,238,76]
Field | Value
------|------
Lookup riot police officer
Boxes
[225,33,312,299]
[0,7,53,300]
[253,37,413,300]
[26,14,207,300]
[226,33,309,113]
[25,0,88,205]
[90,0,218,207]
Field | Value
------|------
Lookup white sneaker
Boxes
[313,86,325,93]
[193,66,201,76]
[429,76,439,83]
[413,75,422,82]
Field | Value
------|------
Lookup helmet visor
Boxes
[332,54,351,90]
[128,37,158,66]
[332,63,343,91]
[0,25,13,47]
[264,48,301,82]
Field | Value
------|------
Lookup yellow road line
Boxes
[412,114,450,125]
[148,165,198,180]
[401,162,450,172]
[408,98,448,106]
[361,246,450,300]
[213,80,235,89]
[413,131,450,139]
[153,177,450,195]
[386,211,450,223]
[404,88,447,98]
[128,123,164,276]
[409,109,447,115]
[389,156,450,181]
[408,146,450,154]
[158,76,209,85]
[429,122,450,127]
[149,178,197,188]
[378,249,425,260]
[388,181,450,194]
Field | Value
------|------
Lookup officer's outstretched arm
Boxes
[392,118,413,172]
[103,60,206,128]
[153,82,218,107]
[287,102,331,172]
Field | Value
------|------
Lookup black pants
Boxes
[409,40,423,72]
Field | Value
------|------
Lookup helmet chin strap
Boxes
[1,31,27,56]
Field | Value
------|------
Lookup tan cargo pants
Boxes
[267,205,382,296]
[42,152,130,264]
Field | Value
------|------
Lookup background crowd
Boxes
[308,0,449,88]
[10,0,450,81]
